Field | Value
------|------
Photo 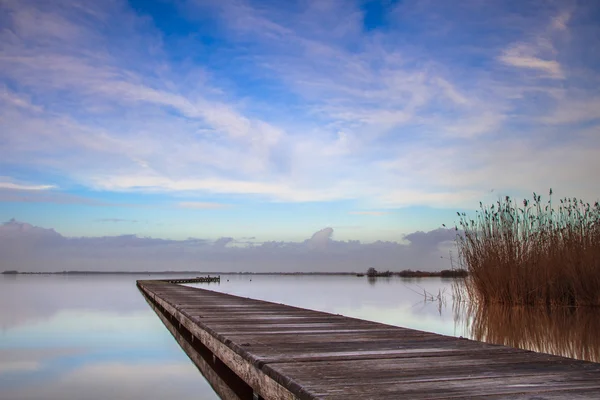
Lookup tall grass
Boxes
[456,190,600,306]
[454,302,600,362]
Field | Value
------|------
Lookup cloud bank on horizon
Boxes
[0,219,457,272]
[0,0,599,243]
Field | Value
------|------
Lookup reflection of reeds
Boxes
[456,190,600,306]
[456,301,600,363]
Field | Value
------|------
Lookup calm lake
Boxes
[1,274,598,399]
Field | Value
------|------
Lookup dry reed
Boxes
[455,302,600,363]
[455,190,600,306]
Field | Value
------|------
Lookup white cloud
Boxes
[88,174,358,203]
[442,112,504,138]
[349,211,392,216]
[0,1,598,211]
[435,77,470,105]
[499,47,563,78]
[178,202,231,209]
[376,188,485,209]
[498,10,572,79]
[307,227,334,250]
[0,180,55,191]
[0,85,44,112]
[0,220,456,272]
[96,218,138,223]
[538,98,600,125]
[213,237,234,248]
[551,11,571,31]
[0,187,108,205]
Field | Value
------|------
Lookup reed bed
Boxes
[456,190,600,306]
[455,302,600,363]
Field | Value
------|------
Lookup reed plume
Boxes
[456,190,600,306]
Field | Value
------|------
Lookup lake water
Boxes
[2,274,598,399]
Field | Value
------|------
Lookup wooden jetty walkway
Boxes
[163,276,220,284]
[137,280,600,399]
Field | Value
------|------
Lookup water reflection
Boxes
[191,274,460,337]
[458,303,600,363]
[0,274,220,400]
[141,289,255,400]
[196,275,600,364]
[2,274,599,400]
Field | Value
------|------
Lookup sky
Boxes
[1,0,599,271]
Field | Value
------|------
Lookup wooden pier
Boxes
[163,276,220,284]
[137,280,600,399]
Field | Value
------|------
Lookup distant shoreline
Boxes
[2,269,467,278]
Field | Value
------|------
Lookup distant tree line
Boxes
[366,267,392,277]
[364,267,467,278]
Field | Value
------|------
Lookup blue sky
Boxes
[1,0,599,243]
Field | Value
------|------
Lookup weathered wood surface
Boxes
[137,280,600,399]
[164,276,220,284]
[142,291,252,400]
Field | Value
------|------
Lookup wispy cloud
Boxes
[551,11,571,31]
[0,179,55,191]
[178,202,232,209]
[0,0,598,213]
[498,9,571,79]
[96,219,138,223]
[349,211,392,216]
[499,46,563,78]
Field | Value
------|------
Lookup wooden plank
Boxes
[162,276,221,284]
[142,293,249,400]
[137,280,600,399]
[139,281,303,400]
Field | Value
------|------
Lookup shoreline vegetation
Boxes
[456,302,600,363]
[364,267,467,278]
[456,190,600,307]
[2,269,468,278]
